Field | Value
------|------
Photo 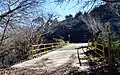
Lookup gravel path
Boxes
[3,43,89,75]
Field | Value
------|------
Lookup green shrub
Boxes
[111,36,120,65]
[53,38,67,47]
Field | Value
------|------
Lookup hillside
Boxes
[43,2,120,43]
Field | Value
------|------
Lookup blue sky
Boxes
[44,0,83,21]
[44,0,102,21]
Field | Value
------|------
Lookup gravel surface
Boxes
[1,43,89,75]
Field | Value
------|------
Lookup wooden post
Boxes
[77,48,82,66]
[106,22,111,71]
[32,46,34,57]
[94,42,97,52]
[52,44,53,48]
[102,41,105,59]
[44,44,45,54]
[68,34,70,43]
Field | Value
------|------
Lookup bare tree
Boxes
[81,13,105,35]
[0,0,47,66]
[32,13,58,44]
[0,0,45,45]
[0,0,44,20]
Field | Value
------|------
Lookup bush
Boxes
[53,38,68,47]
[111,36,120,66]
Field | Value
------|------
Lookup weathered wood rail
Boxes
[88,41,105,59]
[32,42,68,57]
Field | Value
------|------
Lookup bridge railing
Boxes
[32,42,68,57]
[88,40,106,60]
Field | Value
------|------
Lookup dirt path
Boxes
[3,43,89,75]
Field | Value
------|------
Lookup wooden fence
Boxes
[88,40,106,60]
[32,42,68,57]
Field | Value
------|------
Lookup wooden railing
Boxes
[31,42,68,57]
[88,40,106,59]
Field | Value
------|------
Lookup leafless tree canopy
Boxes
[0,0,47,66]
